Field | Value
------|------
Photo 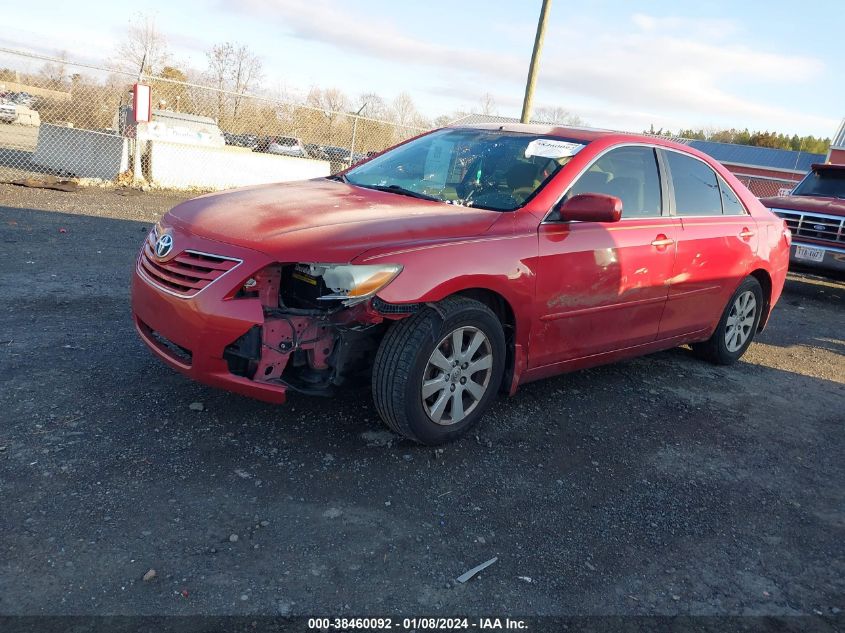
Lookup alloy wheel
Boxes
[421,326,493,425]
[725,290,757,352]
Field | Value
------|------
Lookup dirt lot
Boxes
[0,183,842,619]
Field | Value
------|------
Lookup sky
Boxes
[2,0,842,137]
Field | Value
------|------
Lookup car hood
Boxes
[165,179,503,261]
[760,194,845,217]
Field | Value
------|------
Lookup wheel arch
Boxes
[749,268,773,331]
[450,287,519,394]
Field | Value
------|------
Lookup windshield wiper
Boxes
[352,183,439,202]
[327,173,348,183]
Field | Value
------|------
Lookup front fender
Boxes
[354,231,538,351]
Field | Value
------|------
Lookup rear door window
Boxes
[666,151,722,216]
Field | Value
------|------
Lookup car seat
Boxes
[570,170,612,196]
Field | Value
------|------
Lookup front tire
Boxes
[372,296,506,445]
[692,276,763,365]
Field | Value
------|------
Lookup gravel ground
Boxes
[0,183,842,619]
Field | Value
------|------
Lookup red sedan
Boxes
[131,124,791,444]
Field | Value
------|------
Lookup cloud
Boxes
[537,16,832,131]
[230,0,524,79]
[225,2,835,134]
[0,26,112,68]
[630,13,739,40]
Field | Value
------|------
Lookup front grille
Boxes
[773,209,844,245]
[139,238,241,298]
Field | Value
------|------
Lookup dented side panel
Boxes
[531,218,680,367]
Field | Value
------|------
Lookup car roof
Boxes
[450,122,612,142]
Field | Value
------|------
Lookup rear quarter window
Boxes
[718,175,747,215]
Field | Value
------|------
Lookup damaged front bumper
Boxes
[131,235,399,404]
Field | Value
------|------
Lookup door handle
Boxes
[651,235,675,247]
[739,228,755,239]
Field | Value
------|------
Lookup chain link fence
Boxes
[0,47,815,198]
[732,174,799,198]
[0,48,427,190]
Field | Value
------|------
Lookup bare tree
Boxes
[118,13,170,77]
[306,87,349,126]
[205,42,263,126]
[206,43,235,125]
[306,87,348,113]
[206,43,234,91]
[355,92,389,120]
[231,45,263,121]
[391,93,431,136]
[478,92,497,116]
[40,50,68,88]
[391,92,428,132]
[532,106,583,126]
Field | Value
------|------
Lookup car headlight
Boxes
[298,263,403,305]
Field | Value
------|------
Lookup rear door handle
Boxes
[651,235,675,247]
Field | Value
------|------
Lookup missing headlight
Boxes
[279,264,342,310]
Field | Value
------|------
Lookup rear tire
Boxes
[372,296,506,445]
[692,276,763,365]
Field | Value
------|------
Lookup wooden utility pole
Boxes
[520,0,552,123]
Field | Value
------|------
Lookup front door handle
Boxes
[739,228,755,239]
[651,234,675,247]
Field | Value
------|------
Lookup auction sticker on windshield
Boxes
[524,139,585,159]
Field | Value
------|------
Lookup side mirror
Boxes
[558,193,622,223]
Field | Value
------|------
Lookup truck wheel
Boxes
[372,296,506,445]
[692,276,763,365]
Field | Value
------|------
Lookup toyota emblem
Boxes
[155,233,174,258]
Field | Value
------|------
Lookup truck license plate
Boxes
[794,245,825,262]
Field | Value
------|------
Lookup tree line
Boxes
[648,125,831,154]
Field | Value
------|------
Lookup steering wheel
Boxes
[460,173,498,205]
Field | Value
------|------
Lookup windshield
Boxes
[791,168,845,199]
[342,128,587,211]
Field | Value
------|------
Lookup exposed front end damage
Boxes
[222,264,410,397]
[130,222,420,405]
